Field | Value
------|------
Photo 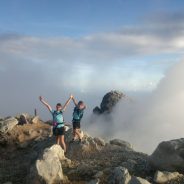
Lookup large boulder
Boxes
[0,117,18,133]
[129,177,151,184]
[93,90,125,114]
[65,129,105,160]
[149,138,184,172]
[108,167,151,184]
[110,167,131,184]
[18,114,29,125]
[110,139,133,151]
[16,113,31,124]
[28,144,70,184]
[154,170,183,183]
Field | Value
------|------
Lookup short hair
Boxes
[56,103,62,107]
[78,101,84,106]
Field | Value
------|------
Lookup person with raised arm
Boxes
[39,95,72,153]
[70,95,86,143]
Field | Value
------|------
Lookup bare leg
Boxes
[56,136,60,144]
[60,135,66,153]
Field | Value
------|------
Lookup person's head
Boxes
[56,103,62,111]
[78,101,85,110]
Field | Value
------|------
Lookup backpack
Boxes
[73,107,84,121]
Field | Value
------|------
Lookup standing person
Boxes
[39,95,72,153]
[71,95,86,143]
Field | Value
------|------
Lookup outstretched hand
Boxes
[39,96,43,101]
[39,96,52,111]
[70,94,74,99]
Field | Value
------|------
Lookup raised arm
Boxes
[62,95,72,111]
[39,96,52,112]
[71,95,78,106]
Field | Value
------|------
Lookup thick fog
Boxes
[86,61,184,154]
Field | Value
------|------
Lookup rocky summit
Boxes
[1,114,184,184]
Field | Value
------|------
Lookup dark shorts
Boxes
[53,126,65,136]
[73,122,81,129]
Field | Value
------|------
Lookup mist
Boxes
[0,27,184,154]
[85,61,184,154]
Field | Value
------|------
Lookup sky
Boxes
[0,0,184,121]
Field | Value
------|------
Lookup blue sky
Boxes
[0,0,184,116]
[0,0,184,36]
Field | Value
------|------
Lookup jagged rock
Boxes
[110,139,133,150]
[87,179,100,184]
[16,113,32,124]
[129,176,151,184]
[94,137,106,146]
[0,133,8,146]
[28,144,70,184]
[18,114,29,125]
[94,171,104,179]
[65,128,105,159]
[121,159,137,173]
[149,138,184,172]
[108,167,151,184]
[31,116,40,124]
[154,171,183,183]
[0,117,18,133]
[93,107,102,115]
[110,167,131,184]
[93,90,125,114]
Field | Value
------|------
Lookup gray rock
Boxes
[31,116,40,124]
[18,114,29,125]
[129,176,151,184]
[65,129,105,159]
[3,182,12,184]
[154,170,183,183]
[109,167,151,184]
[0,117,18,133]
[93,106,102,115]
[149,138,184,172]
[94,171,104,179]
[109,167,131,184]
[16,113,32,124]
[121,159,137,173]
[87,179,100,184]
[93,90,125,114]
[110,139,133,150]
[94,137,106,146]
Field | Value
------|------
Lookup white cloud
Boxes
[0,13,184,117]
[86,61,184,153]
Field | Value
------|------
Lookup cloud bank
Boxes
[86,61,184,154]
[0,11,184,126]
